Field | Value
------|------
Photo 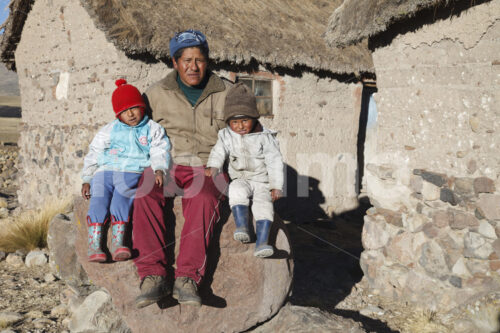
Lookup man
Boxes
[132,30,232,308]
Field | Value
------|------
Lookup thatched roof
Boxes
[325,0,452,48]
[0,0,374,74]
[0,0,34,70]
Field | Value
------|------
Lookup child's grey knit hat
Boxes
[224,82,260,122]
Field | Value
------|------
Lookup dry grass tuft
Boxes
[0,198,72,252]
[400,309,449,333]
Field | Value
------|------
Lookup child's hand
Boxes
[81,183,91,200]
[271,189,282,202]
[155,170,165,187]
[205,167,218,178]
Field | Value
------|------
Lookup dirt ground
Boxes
[0,117,21,144]
[0,95,21,144]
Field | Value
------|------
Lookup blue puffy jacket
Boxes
[81,115,171,183]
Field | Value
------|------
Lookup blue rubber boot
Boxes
[87,222,106,262]
[254,220,274,258]
[232,205,251,243]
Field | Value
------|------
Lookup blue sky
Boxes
[0,0,9,34]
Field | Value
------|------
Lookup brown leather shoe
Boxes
[135,275,171,309]
[172,277,202,307]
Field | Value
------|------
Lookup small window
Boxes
[237,77,273,116]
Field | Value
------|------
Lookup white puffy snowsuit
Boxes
[206,125,284,221]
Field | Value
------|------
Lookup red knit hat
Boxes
[111,79,146,117]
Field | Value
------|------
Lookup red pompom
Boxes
[115,79,127,87]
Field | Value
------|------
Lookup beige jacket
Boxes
[145,71,232,166]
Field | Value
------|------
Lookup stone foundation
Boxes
[361,168,500,310]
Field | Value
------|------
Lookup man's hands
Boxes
[81,183,91,200]
[204,167,219,178]
[271,189,282,202]
[155,170,165,187]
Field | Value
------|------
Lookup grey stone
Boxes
[386,232,415,265]
[26,310,43,319]
[5,253,23,266]
[406,213,428,232]
[252,304,365,333]
[410,175,423,193]
[449,210,479,230]
[0,312,23,327]
[473,177,495,194]
[464,232,494,259]
[15,249,27,258]
[433,210,451,228]
[493,239,500,257]
[362,217,390,249]
[360,250,385,284]
[359,305,385,316]
[438,233,464,251]
[50,304,69,317]
[419,241,449,279]
[440,188,458,205]
[449,275,462,288]
[25,250,47,267]
[422,181,441,201]
[451,257,470,277]
[44,273,56,282]
[476,194,500,220]
[422,223,440,238]
[466,160,478,174]
[0,251,5,261]
[47,213,89,287]
[68,290,127,333]
[465,259,490,276]
[420,170,448,187]
[454,178,474,195]
[33,318,54,329]
[444,249,462,270]
[478,221,497,239]
[376,208,403,227]
[366,163,394,180]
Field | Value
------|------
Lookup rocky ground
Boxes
[0,144,494,333]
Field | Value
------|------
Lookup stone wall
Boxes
[14,0,361,214]
[361,1,500,311]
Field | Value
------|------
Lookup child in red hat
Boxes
[81,79,171,262]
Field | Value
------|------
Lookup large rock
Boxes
[47,213,89,287]
[69,290,130,333]
[252,304,365,333]
[73,197,293,333]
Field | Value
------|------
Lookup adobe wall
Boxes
[14,0,361,215]
[362,1,500,311]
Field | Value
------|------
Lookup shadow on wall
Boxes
[275,164,396,332]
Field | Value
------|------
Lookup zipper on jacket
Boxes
[192,106,196,157]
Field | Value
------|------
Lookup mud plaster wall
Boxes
[362,0,500,311]
[14,0,361,214]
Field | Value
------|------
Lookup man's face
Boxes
[172,47,208,87]
[229,117,255,135]
[119,107,143,126]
